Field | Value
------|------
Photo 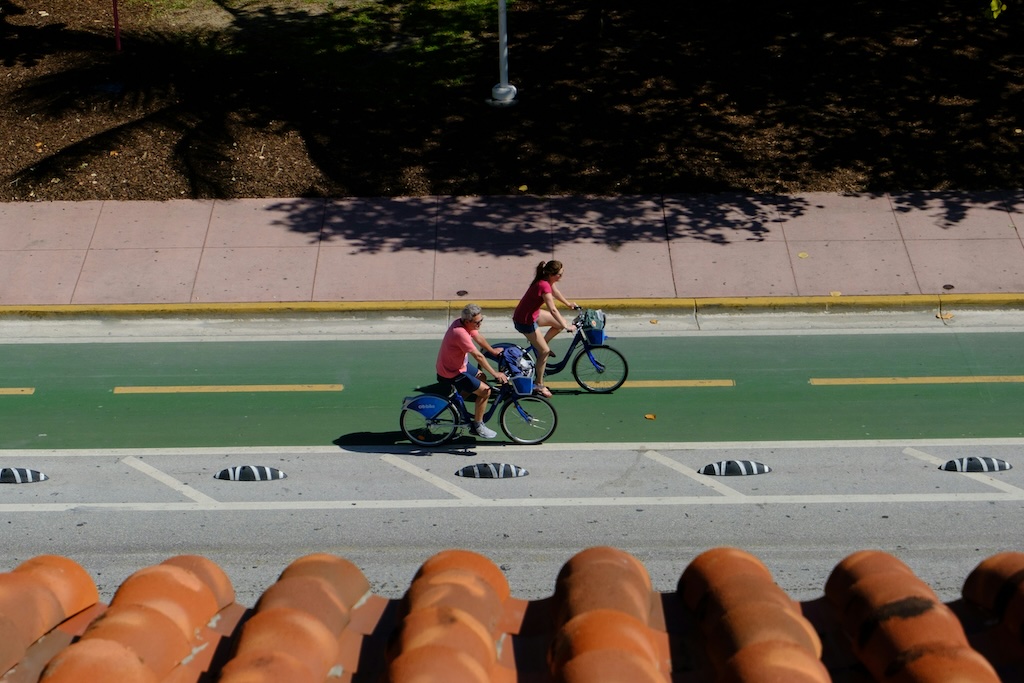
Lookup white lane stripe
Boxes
[379,453,480,500]
[903,447,1024,496]
[642,449,744,497]
[121,456,219,505]
[5,437,1024,458]
[0,491,1021,513]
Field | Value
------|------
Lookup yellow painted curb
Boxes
[1,293,1023,317]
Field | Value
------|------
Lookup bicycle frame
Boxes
[406,382,525,430]
[528,326,601,377]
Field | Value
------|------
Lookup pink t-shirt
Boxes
[436,319,478,378]
[512,279,552,324]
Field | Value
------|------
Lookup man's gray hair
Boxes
[461,303,482,321]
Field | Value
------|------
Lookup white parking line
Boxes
[903,447,1024,496]
[642,449,744,497]
[121,455,219,505]
[0,491,1020,513]
[379,453,480,500]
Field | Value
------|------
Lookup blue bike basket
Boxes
[511,376,534,395]
[585,329,606,345]
[403,395,450,418]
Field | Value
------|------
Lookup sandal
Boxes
[533,384,553,398]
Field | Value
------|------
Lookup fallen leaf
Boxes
[797,251,809,259]
[644,414,656,420]
[937,312,954,320]
[830,291,842,297]
[649,319,658,324]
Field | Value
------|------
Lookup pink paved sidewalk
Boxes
[0,192,1022,307]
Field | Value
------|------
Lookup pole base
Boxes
[488,83,518,107]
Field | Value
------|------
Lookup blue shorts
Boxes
[514,320,538,334]
[438,364,481,394]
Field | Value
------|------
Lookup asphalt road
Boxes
[2,312,1024,605]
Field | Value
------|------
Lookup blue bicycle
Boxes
[399,347,558,446]
[529,308,629,393]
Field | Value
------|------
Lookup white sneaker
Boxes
[472,422,497,439]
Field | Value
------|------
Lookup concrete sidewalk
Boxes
[1,191,1023,312]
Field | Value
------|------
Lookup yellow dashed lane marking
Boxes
[810,376,1024,386]
[0,388,35,395]
[547,379,734,389]
[113,384,344,394]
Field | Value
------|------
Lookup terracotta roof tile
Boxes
[3,546,1024,682]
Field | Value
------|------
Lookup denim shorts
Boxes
[438,365,481,394]
[514,320,538,334]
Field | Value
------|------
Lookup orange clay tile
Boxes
[694,570,802,621]
[232,606,341,681]
[278,553,372,610]
[405,568,504,634]
[719,640,832,683]
[825,550,917,609]
[254,574,351,636]
[160,555,236,610]
[962,552,1024,622]
[391,604,499,672]
[218,648,321,683]
[557,647,667,683]
[678,547,775,612]
[704,601,823,671]
[78,602,192,678]
[38,638,159,683]
[3,547,1021,683]
[414,549,511,603]
[388,643,492,683]
[856,601,970,678]
[554,546,654,624]
[11,556,99,619]
[0,573,66,669]
[109,564,220,640]
[884,644,1001,683]
[548,607,662,673]
[839,571,942,637]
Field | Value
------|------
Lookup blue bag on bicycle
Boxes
[494,344,535,395]
[497,345,534,379]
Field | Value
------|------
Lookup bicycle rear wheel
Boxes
[499,395,558,445]
[400,402,459,446]
[572,345,628,392]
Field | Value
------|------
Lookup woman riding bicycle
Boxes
[512,260,576,398]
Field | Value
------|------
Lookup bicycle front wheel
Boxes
[499,395,558,445]
[572,345,628,393]
[400,402,459,446]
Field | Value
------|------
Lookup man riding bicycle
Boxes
[435,304,508,439]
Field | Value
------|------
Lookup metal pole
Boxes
[489,0,517,105]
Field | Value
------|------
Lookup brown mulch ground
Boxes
[1,0,1022,202]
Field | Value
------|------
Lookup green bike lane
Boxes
[3,331,1024,450]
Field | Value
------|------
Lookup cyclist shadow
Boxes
[332,381,488,456]
[332,432,483,456]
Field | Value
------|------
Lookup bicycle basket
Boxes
[510,376,534,395]
[581,309,606,344]
[581,308,605,331]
